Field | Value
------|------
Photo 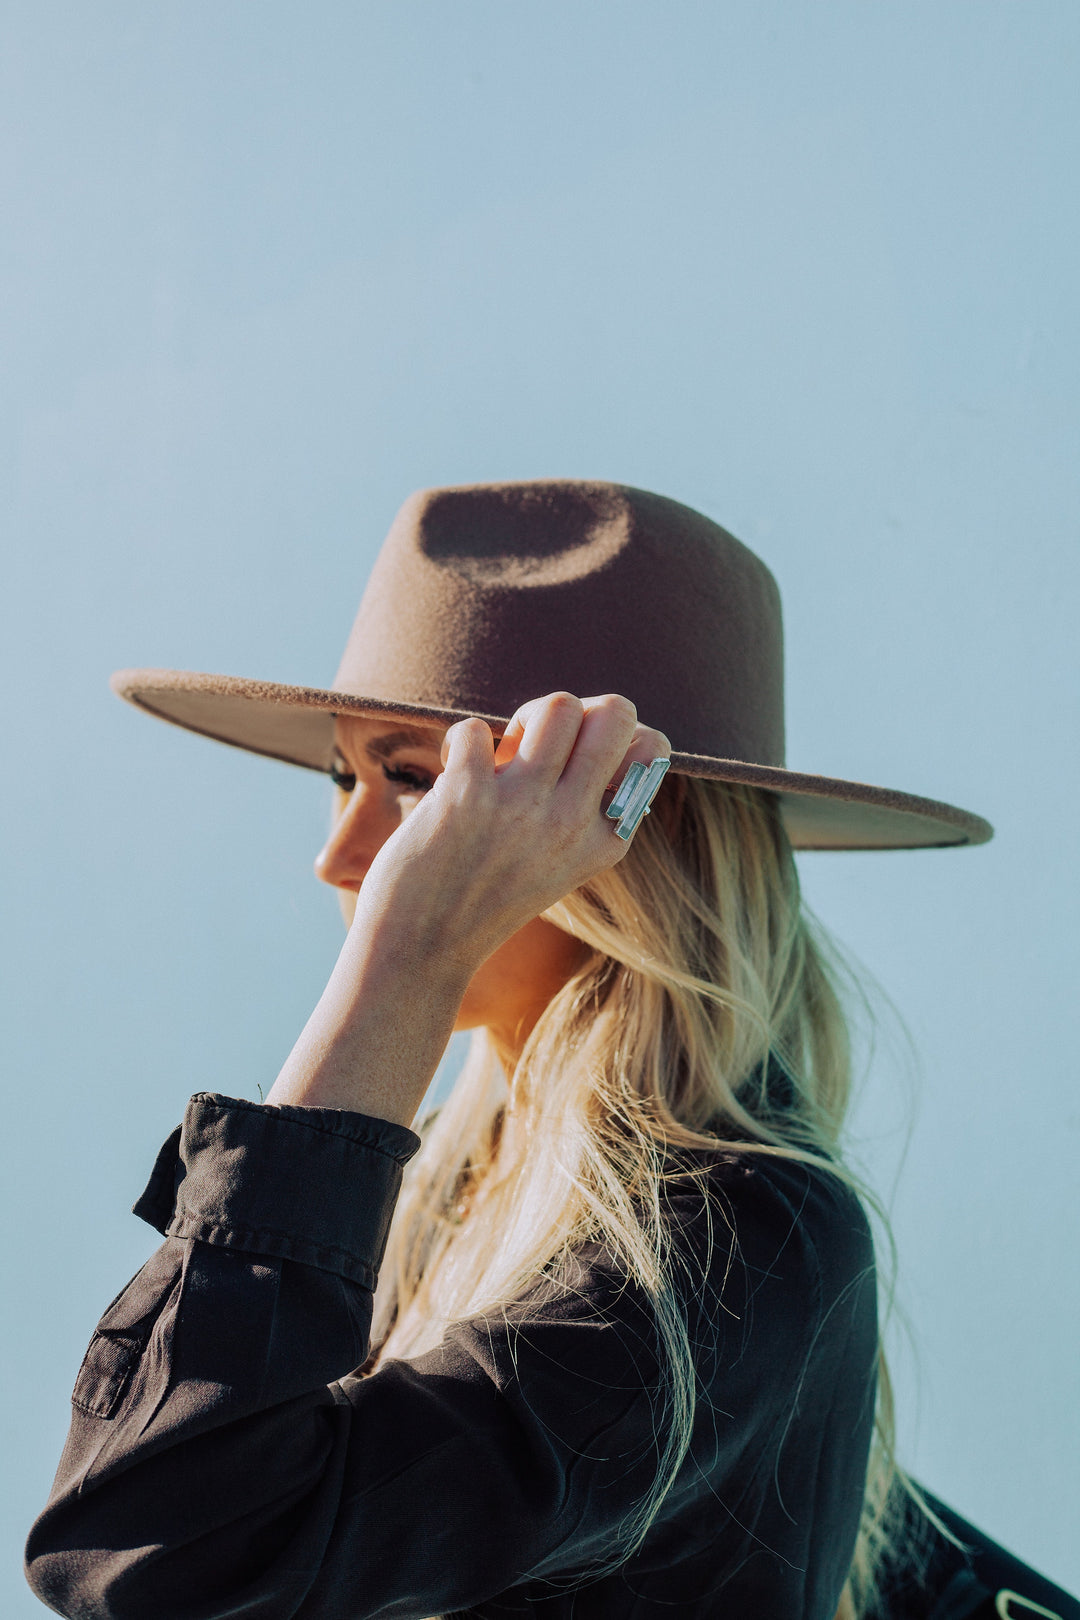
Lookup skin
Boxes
[314,715,592,1064]
[265,691,670,1127]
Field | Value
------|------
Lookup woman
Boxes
[25,482,1071,1619]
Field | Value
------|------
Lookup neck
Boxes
[486,1016,533,1074]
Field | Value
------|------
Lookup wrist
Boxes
[341,881,484,1001]
[338,902,476,1010]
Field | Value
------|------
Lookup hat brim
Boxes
[110,668,993,852]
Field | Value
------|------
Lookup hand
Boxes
[350,691,671,980]
[266,693,670,1123]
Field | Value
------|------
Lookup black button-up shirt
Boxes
[26,1092,881,1618]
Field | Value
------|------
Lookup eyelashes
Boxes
[384,762,435,793]
[329,762,435,795]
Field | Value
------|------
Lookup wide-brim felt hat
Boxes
[111,480,992,851]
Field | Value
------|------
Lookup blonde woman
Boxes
[26,484,1074,1619]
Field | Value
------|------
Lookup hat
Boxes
[110,479,991,851]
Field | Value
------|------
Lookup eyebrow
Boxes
[331,726,444,769]
[364,727,442,760]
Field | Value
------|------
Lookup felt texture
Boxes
[109,480,992,851]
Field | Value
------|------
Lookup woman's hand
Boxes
[355,691,669,978]
[266,693,669,1124]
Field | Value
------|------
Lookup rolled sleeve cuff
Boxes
[132,1093,421,1289]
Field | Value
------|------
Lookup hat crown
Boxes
[334,479,786,767]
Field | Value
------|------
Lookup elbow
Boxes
[25,1541,110,1620]
[25,1514,144,1620]
[25,1488,334,1620]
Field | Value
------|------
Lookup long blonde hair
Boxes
[371,775,905,1615]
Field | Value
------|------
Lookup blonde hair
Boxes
[370,776,908,1615]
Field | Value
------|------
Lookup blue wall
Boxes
[4,3,1077,1608]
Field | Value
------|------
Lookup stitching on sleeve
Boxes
[164,1213,379,1288]
[170,1208,374,1262]
[189,1094,416,1164]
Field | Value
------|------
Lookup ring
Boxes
[605,758,671,841]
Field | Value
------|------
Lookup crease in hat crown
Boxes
[330,480,786,770]
[109,477,993,852]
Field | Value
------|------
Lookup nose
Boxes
[314,781,394,892]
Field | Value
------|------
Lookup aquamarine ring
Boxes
[605,757,671,842]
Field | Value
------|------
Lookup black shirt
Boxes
[26,1091,880,1619]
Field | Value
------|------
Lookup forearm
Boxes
[265,905,473,1125]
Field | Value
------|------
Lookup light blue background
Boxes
[4,3,1078,1609]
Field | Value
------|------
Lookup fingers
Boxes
[561,696,670,809]
[449,692,670,850]
[493,690,670,829]
[439,715,496,785]
[496,692,586,783]
[557,694,639,799]
[608,721,672,788]
[492,707,529,768]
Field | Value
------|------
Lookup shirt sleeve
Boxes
[25,1093,665,1620]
